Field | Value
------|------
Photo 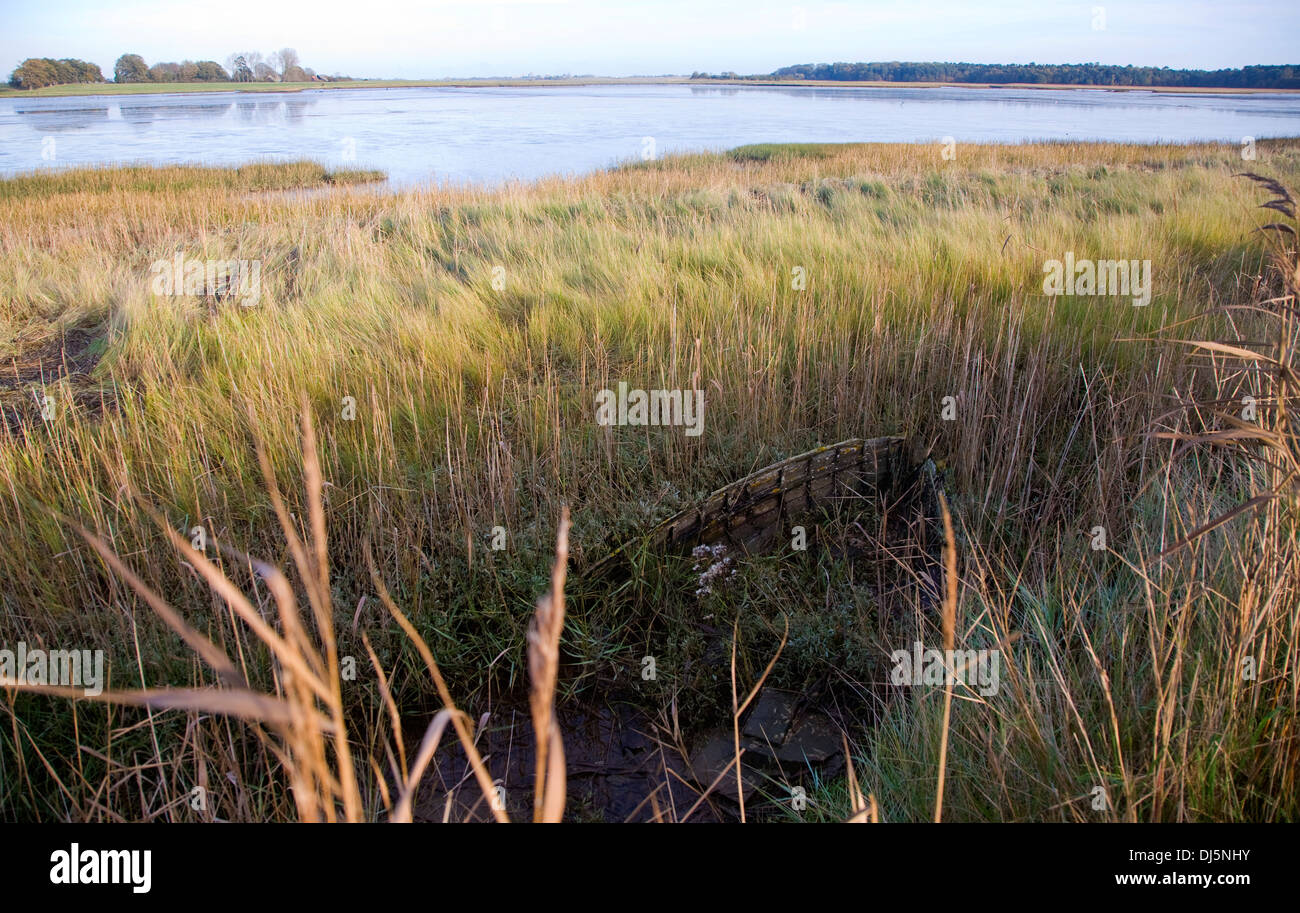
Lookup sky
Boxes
[2,0,1297,80]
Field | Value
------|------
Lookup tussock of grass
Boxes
[728,143,846,162]
[1,140,1298,821]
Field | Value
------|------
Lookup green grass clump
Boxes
[729,142,849,162]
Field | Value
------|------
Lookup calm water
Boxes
[2,84,1299,187]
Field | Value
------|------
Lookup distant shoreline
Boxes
[3,76,1298,99]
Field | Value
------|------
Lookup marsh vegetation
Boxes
[1,140,1297,821]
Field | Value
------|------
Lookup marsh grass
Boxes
[1,140,1298,820]
[0,161,385,202]
[727,143,842,162]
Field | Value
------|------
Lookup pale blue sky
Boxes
[3,0,1297,80]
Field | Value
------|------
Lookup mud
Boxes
[1,327,114,434]
[407,684,859,823]
[410,700,726,823]
[1,326,102,389]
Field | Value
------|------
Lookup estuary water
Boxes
[2,83,1299,187]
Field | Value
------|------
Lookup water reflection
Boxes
[14,95,315,128]
[13,106,108,132]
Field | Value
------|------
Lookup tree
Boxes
[226,54,253,82]
[195,61,230,81]
[148,61,181,82]
[114,53,148,83]
[223,48,317,83]
[9,59,56,89]
[9,57,104,89]
[271,48,299,78]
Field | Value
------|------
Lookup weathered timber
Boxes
[584,436,912,580]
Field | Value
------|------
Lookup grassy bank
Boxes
[1,141,1297,821]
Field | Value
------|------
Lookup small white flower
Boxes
[692,543,735,596]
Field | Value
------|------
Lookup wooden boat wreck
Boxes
[584,435,937,581]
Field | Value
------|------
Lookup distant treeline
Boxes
[692,62,1300,89]
[8,58,104,90]
[8,48,347,90]
[111,55,231,84]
